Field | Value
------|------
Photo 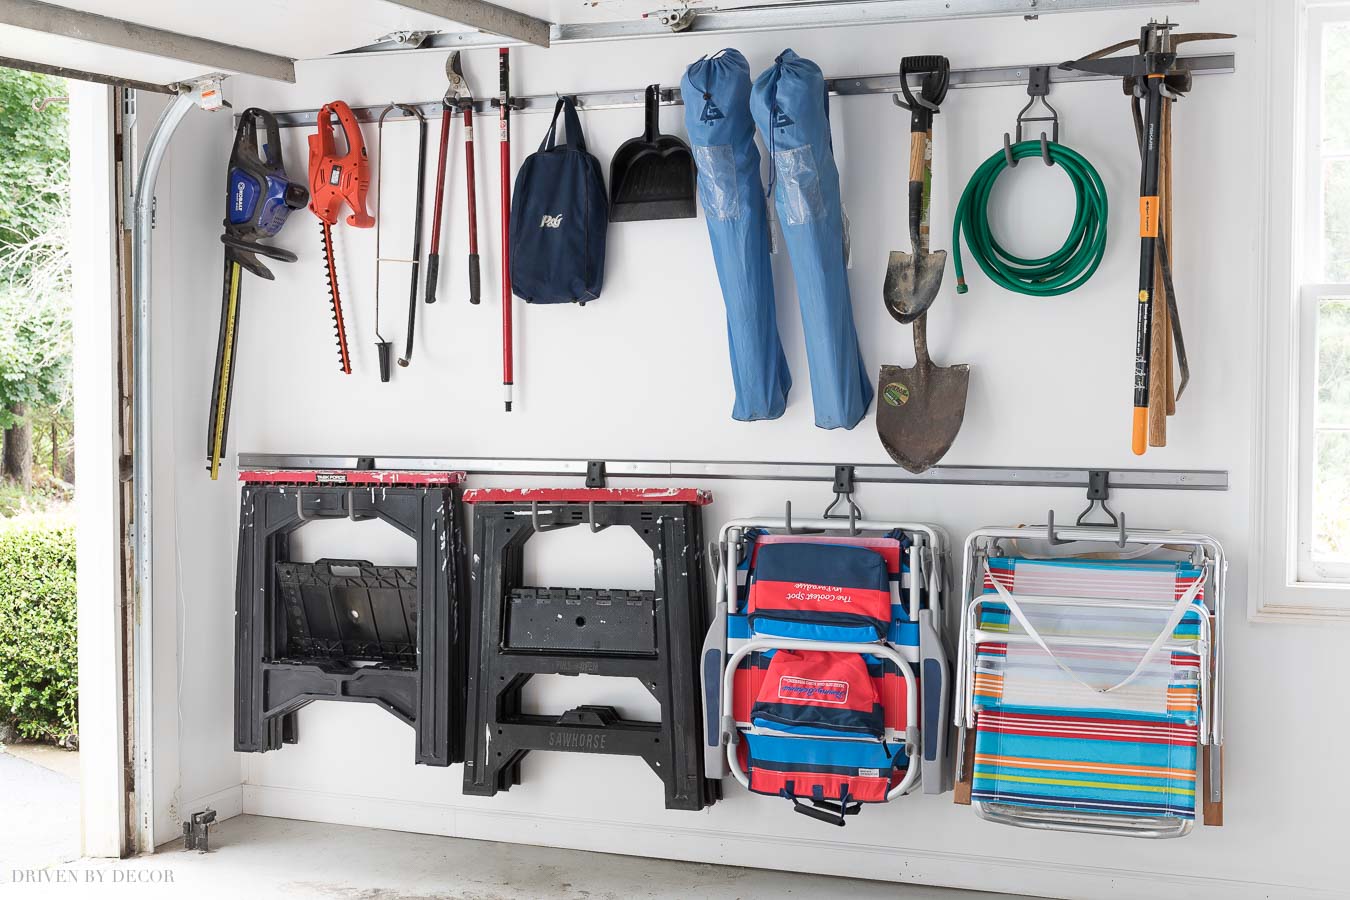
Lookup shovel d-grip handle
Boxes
[898,56,947,261]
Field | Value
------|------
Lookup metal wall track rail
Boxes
[341,0,1197,54]
[261,53,1234,129]
[237,454,1228,491]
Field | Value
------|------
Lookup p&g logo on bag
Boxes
[540,214,563,229]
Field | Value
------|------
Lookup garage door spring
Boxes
[952,138,1108,298]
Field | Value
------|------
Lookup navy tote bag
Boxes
[509,97,609,304]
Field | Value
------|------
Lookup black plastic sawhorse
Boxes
[233,468,466,766]
[462,488,719,811]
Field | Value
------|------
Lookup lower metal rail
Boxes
[237,454,1228,492]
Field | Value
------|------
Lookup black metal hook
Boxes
[1004,65,1059,168]
[587,500,610,533]
[821,465,862,536]
[530,500,567,533]
[1047,471,1129,548]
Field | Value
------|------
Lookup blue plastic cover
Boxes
[682,50,791,422]
[751,50,872,429]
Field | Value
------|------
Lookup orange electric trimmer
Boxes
[308,100,374,375]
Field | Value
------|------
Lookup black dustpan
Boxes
[609,84,696,222]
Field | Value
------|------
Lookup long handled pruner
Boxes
[1061,23,1233,455]
[450,52,481,305]
[426,52,480,306]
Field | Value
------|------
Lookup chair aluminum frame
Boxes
[701,516,948,794]
[953,523,1227,838]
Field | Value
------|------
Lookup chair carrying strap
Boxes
[982,560,1204,695]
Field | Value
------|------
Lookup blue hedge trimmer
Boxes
[208,108,308,479]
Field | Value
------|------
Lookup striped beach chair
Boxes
[954,531,1226,839]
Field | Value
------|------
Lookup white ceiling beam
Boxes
[383,0,551,47]
[0,53,172,93]
[0,0,296,83]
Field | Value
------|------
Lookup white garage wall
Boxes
[147,2,1349,896]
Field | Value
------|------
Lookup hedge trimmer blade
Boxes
[321,221,353,374]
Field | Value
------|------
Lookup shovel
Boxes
[876,56,968,473]
[884,56,950,324]
[877,313,970,473]
[609,84,697,222]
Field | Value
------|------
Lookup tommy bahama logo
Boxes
[540,214,563,228]
[779,675,848,705]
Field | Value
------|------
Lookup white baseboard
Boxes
[241,783,1335,900]
[179,784,243,828]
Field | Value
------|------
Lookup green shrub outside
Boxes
[0,517,76,741]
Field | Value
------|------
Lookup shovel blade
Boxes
[884,248,947,324]
[876,360,970,474]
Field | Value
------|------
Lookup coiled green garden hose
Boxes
[952,140,1109,297]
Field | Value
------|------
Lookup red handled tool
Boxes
[427,53,457,305]
[308,101,374,375]
[497,47,514,411]
[457,56,481,305]
[427,51,480,307]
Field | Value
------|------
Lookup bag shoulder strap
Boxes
[539,97,587,152]
[982,560,1204,695]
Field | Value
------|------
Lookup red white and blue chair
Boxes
[701,514,952,824]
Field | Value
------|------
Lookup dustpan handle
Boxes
[982,560,1203,695]
[644,84,661,140]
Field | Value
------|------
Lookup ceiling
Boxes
[0,0,556,86]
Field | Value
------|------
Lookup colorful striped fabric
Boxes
[742,732,899,804]
[728,530,921,746]
[728,530,922,799]
[748,542,892,643]
[971,557,1207,821]
[729,531,923,657]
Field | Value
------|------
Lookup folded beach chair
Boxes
[701,514,952,823]
[954,525,1226,839]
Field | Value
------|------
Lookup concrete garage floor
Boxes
[0,743,80,873]
[17,815,1027,900]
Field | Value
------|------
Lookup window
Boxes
[1256,1,1350,618]
[1299,6,1350,585]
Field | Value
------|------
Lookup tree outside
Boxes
[0,69,72,511]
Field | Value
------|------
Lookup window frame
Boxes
[1254,0,1350,620]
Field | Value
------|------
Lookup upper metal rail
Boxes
[262,52,1234,128]
[236,454,1228,491]
[342,0,1198,54]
